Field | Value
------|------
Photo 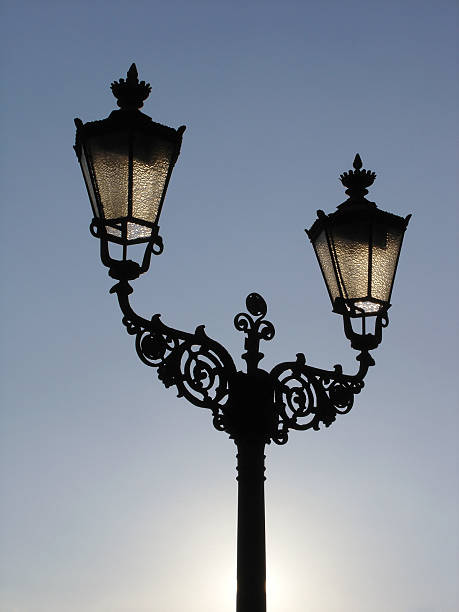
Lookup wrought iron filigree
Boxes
[110,280,375,444]
[111,279,237,431]
[234,293,275,374]
[270,350,374,441]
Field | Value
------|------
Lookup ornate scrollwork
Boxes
[270,351,373,440]
[234,293,275,373]
[111,281,375,444]
[112,280,237,422]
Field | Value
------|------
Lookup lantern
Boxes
[307,155,410,318]
[74,64,185,279]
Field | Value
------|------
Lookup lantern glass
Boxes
[307,153,410,319]
[78,119,180,245]
[370,219,405,305]
[86,129,130,223]
[327,218,370,302]
[75,64,185,256]
[79,144,100,219]
[311,209,408,316]
[313,229,340,302]
[131,131,176,232]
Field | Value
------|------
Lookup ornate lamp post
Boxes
[74,65,410,612]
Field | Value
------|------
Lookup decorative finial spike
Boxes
[127,63,138,82]
[353,153,362,170]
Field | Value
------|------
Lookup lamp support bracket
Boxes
[110,279,375,446]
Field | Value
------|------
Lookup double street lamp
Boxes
[74,65,410,612]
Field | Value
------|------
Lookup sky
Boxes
[0,1,458,611]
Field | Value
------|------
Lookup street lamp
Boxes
[307,156,411,351]
[74,63,185,280]
[74,65,410,612]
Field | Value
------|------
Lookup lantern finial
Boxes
[111,63,152,110]
[339,154,376,200]
[353,153,362,170]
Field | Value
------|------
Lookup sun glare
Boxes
[267,565,290,610]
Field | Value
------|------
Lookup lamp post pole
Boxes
[74,65,410,612]
[236,437,266,611]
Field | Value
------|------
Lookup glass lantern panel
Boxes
[131,130,176,228]
[331,221,370,301]
[80,147,99,217]
[353,300,382,314]
[370,221,404,303]
[88,130,130,220]
[106,222,123,239]
[126,222,153,241]
[313,230,340,303]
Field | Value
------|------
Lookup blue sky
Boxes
[1,1,458,611]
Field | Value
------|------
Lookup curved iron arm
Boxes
[109,282,376,445]
[110,279,238,432]
[269,349,375,443]
[225,292,376,446]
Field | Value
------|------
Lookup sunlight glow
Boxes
[267,560,295,610]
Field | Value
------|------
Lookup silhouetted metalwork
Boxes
[307,154,410,351]
[112,281,374,446]
[74,65,410,612]
[74,63,185,281]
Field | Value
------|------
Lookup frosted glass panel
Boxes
[310,209,407,315]
[88,131,129,220]
[80,148,99,217]
[106,224,122,238]
[331,222,369,300]
[314,230,340,302]
[132,132,175,224]
[126,222,153,241]
[371,223,403,302]
[104,221,152,241]
[354,300,382,314]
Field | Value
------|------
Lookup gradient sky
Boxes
[1,1,458,611]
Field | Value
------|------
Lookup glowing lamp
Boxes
[74,64,185,279]
[307,155,410,319]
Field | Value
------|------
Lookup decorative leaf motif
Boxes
[270,354,369,439]
[234,293,275,373]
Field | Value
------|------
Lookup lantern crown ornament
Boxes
[306,155,410,351]
[74,64,186,281]
[339,153,376,200]
[110,63,152,110]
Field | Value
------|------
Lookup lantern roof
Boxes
[74,112,185,153]
[307,155,410,242]
[74,64,186,161]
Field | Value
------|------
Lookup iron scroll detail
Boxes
[234,293,275,374]
[270,350,374,440]
[111,279,237,432]
[111,282,374,443]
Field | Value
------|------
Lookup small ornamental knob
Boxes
[111,63,152,110]
[339,154,376,199]
[246,293,267,318]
